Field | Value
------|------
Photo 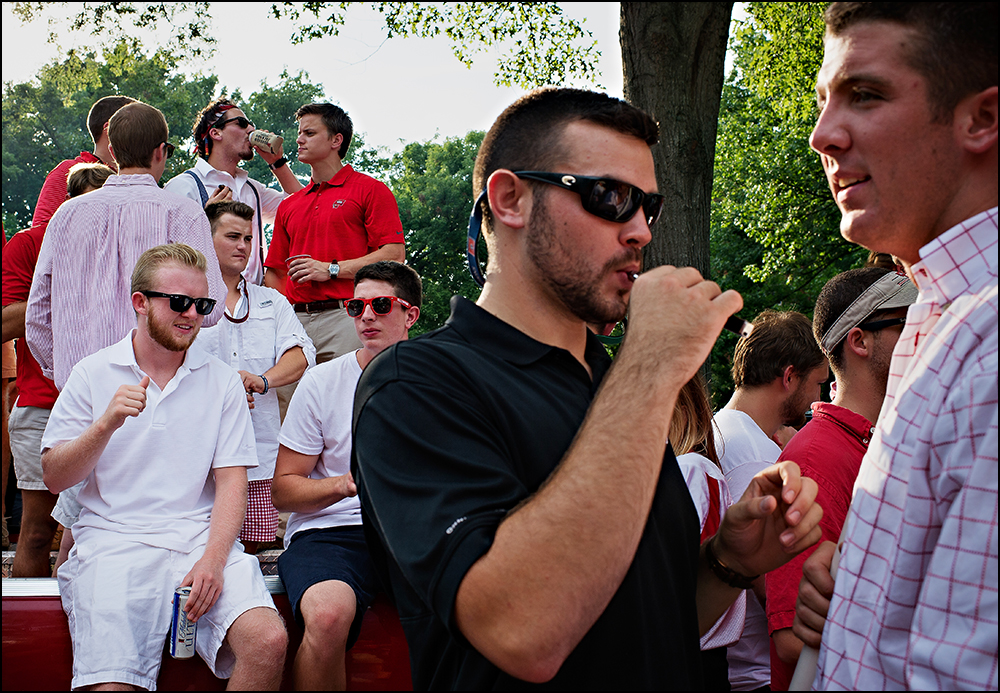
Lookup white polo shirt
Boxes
[279,352,363,546]
[197,281,316,480]
[163,157,286,285]
[42,332,258,551]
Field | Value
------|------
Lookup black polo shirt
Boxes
[353,297,704,690]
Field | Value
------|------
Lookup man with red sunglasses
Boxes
[272,260,420,690]
[352,88,823,689]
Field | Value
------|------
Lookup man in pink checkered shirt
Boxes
[793,3,998,690]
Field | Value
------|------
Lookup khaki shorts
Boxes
[10,405,52,491]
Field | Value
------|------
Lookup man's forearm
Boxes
[42,418,118,493]
[273,164,303,195]
[1,302,26,343]
[263,268,286,294]
[337,243,406,279]
[272,470,353,513]
[201,466,248,562]
[263,347,307,389]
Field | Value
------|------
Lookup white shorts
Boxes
[9,405,52,491]
[58,531,276,690]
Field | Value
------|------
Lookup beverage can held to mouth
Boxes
[249,130,283,155]
[170,586,197,659]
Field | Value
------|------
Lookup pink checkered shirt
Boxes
[25,174,226,389]
[815,208,998,690]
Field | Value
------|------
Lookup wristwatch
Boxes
[328,262,340,279]
[269,157,288,170]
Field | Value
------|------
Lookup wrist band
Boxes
[705,536,759,589]
[259,374,269,395]
[269,157,287,171]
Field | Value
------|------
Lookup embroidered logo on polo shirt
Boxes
[332,199,346,209]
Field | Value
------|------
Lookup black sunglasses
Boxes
[142,291,217,316]
[213,115,254,131]
[857,317,906,332]
[345,296,413,317]
[161,142,176,159]
[513,171,665,227]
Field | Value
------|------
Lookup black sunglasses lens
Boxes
[194,298,216,315]
[167,295,194,313]
[586,180,636,222]
[644,195,664,226]
[371,297,393,314]
[346,300,363,317]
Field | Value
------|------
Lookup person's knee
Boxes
[233,608,288,665]
[17,516,57,549]
[305,600,357,644]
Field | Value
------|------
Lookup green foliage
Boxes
[2,39,217,232]
[272,1,602,89]
[707,2,867,407]
[387,131,485,334]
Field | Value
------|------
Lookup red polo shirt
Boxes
[1,226,60,407]
[31,151,102,229]
[264,164,404,304]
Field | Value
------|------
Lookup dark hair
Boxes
[193,98,240,158]
[813,267,893,374]
[87,95,136,144]
[205,200,255,233]
[295,103,353,159]
[66,162,114,198]
[473,88,659,233]
[825,2,998,122]
[732,310,826,389]
[354,261,422,308]
[107,102,168,169]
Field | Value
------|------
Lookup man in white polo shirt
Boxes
[41,243,287,690]
[272,260,421,690]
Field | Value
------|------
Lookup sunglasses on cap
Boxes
[345,296,413,317]
[142,291,217,316]
[213,115,254,131]
[466,171,664,287]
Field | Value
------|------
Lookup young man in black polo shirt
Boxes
[352,88,823,690]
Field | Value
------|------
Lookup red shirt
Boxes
[264,165,404,304]
[765,401,872,691]
[1,226,60,407]
[31,151,102,229]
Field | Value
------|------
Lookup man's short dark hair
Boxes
[66,162,115,198]
[354,261,422,309]
[205,200,255,234]
[732,310,826,389]
[295,103,353,159]
[825,2,998,122]
[472,88,659,235]
[813,267,895,374]
[193,98,240,158]
[107,102,168,170]
[87,95,136,144]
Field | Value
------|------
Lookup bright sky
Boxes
[2,2,627,152]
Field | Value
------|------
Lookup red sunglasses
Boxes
[345,296,412,317]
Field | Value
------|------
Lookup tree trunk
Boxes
[620,2,733,278]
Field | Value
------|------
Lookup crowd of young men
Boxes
[1,1,996,691]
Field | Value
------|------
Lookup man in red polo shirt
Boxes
[30,95,135,230]
[264,102,405,370]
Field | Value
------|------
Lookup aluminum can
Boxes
[249,129,283,155]
[170,586,197,659]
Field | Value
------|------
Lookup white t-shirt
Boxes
[676,452,746,651]
[712,407,779,691]
[279,351,363,545]
[197,281,316,480]
[41,333,258,551]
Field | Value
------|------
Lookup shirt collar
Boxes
[308,164,354,192]
[445,296,612,379]
[107,330,211,373]
[195,156,249,183]
[810,401,875,446]
[103,174,159,188]
[910,207,999,305]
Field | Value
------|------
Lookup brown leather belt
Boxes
[293,299,344,314]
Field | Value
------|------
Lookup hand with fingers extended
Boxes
[624,266,743,389]
[793,540,837,648]
[179,553,227,622]
[100,375,150,431]
[710,461,824,579]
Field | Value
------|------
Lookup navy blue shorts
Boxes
[277,525,379,649]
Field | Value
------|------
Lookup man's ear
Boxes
[781,364,796,391]
[843,326,871,360]
[486,170,530,232]
[132,291,149,316]
[957,85,998,155]
[404,305,420,330]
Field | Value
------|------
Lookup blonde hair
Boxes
[669,374,720,465]
[131,244,207,295]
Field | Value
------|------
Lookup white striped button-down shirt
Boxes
[26,174,226,390]
[815,208,998,690]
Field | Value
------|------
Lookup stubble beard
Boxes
[780,382,812,429]
[147,304,199,353]
[526,190,641,325]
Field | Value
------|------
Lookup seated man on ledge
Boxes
[42,243,287,691]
